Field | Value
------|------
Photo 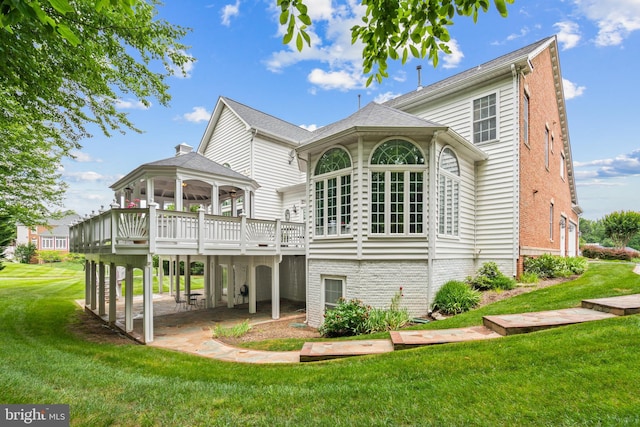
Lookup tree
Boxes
[278,0,514,85]
[602,211,640,249]
[0,215,15,270]
[15,242,37,264]
[1,0,193,225]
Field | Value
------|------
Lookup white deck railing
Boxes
[69,205,305,255]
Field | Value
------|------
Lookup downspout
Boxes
[427,131,439,314]
[511,63,520,277]
[249,128,258,180]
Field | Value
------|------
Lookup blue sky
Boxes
[61,0,640,220]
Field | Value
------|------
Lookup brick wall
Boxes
[518,45,578,274]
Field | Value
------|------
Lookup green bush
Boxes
[433,280,480,315]
[15,243,36,264]
[519,271,539,284]
[466,262,516,291]
[37,250,63,263]
[581,246,639,261]
[523,254,588,278]
[319,298,369,337]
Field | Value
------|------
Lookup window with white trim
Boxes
[549,202,554,240]
[41,236,54,250]
[55,237,67,250]
[314,148,351,236]
[544,127,550,170]
[473,93,497,143]
[560,152,566,180]
[370,139,425,235]
[323,277,344,309]
[438,147,460,236]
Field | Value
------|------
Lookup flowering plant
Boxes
[125,198,140,209]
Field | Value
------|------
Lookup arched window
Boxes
[314,148,352,236]
[370,139,425,235]
[438,147,460,236]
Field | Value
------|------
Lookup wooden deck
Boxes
[69,206,305,257]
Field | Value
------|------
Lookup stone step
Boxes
[390,326,501,350]
[581,294,640,316]
[482,308,616,336]
[299,339,394,362]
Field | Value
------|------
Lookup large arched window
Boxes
[370,139,425,235]
[438,147,460,236]
[314,148,352,236]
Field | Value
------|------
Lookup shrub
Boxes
[433,280,480,315]
[581,246,639,261]
[524,254,587,278]
[467,262,516,291]
[519,271,539,284]
[15,243,36,264]
[319,298,369,337]
[37,250,63,263]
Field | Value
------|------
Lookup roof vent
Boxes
[416,65,423,90]
[175,143,193,156]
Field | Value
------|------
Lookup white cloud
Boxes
[70,150,102,163]
[183,106,211,123]
[264,0,367,91]
[300,124,319,131]
[373,91,401,104]
[442,39,464,69]
[115,98,150,110]
[554,21,582,50]
[63,171,112,182]
[221,0,240,26]
[573,0,640,46]
[574,149,640,179]
[169,50,195,79]
[562,78,586,100]
[307,68,366,91]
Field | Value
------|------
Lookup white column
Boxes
[169,256,174,297]
[98,262,106,316]
[249,258,256,314]
[90,261,97,311]
[227,258,234,308]
[271,257,280,320]
[212,256,219,308]
[158,257,164,294]
[175,179,183,211]
[108,262,116,324]
[211,184,219,215]
[143,261,154,343]
[84,259,91,307]
[125,266,134,332]
[146,178,154,205]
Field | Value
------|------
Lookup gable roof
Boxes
[385,36,555,109]
[197,97,311,154]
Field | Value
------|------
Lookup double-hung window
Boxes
[314,148,352,236]
[473,93,497,143]
[438,147,460,236]
[41,236,54,249]
[370,139,425,235]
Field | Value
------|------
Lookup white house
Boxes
[71,36,580,338]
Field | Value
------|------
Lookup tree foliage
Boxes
[0,0,193,225]
[0,215,15,270]
[278,0,514,85]
[602,211,640,249]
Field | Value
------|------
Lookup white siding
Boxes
[252,137,306,219]
[203,106,251,174]
[404,78,518,265]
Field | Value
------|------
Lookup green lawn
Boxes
[1,261,639,426]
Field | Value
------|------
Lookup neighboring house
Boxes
[17,214,81,261]
[71,36,580,339]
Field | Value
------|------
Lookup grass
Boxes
[1,261,640,426]
[211,319,252,338]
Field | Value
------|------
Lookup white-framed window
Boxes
[544,127,550,170]
[370,139,425,235]
[314,147,352,237]
[549,202,554,240]
[41,236,54,250]
[323,277,345,310]
[523,93,529,146]
[55,237,67,250]
[473,93,497,143]
[438,147,460,236]
[560,152,566,180]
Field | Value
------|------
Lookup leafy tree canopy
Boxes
[0,0,193,225]
[278,0,514,85]
[602,211,640,249]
